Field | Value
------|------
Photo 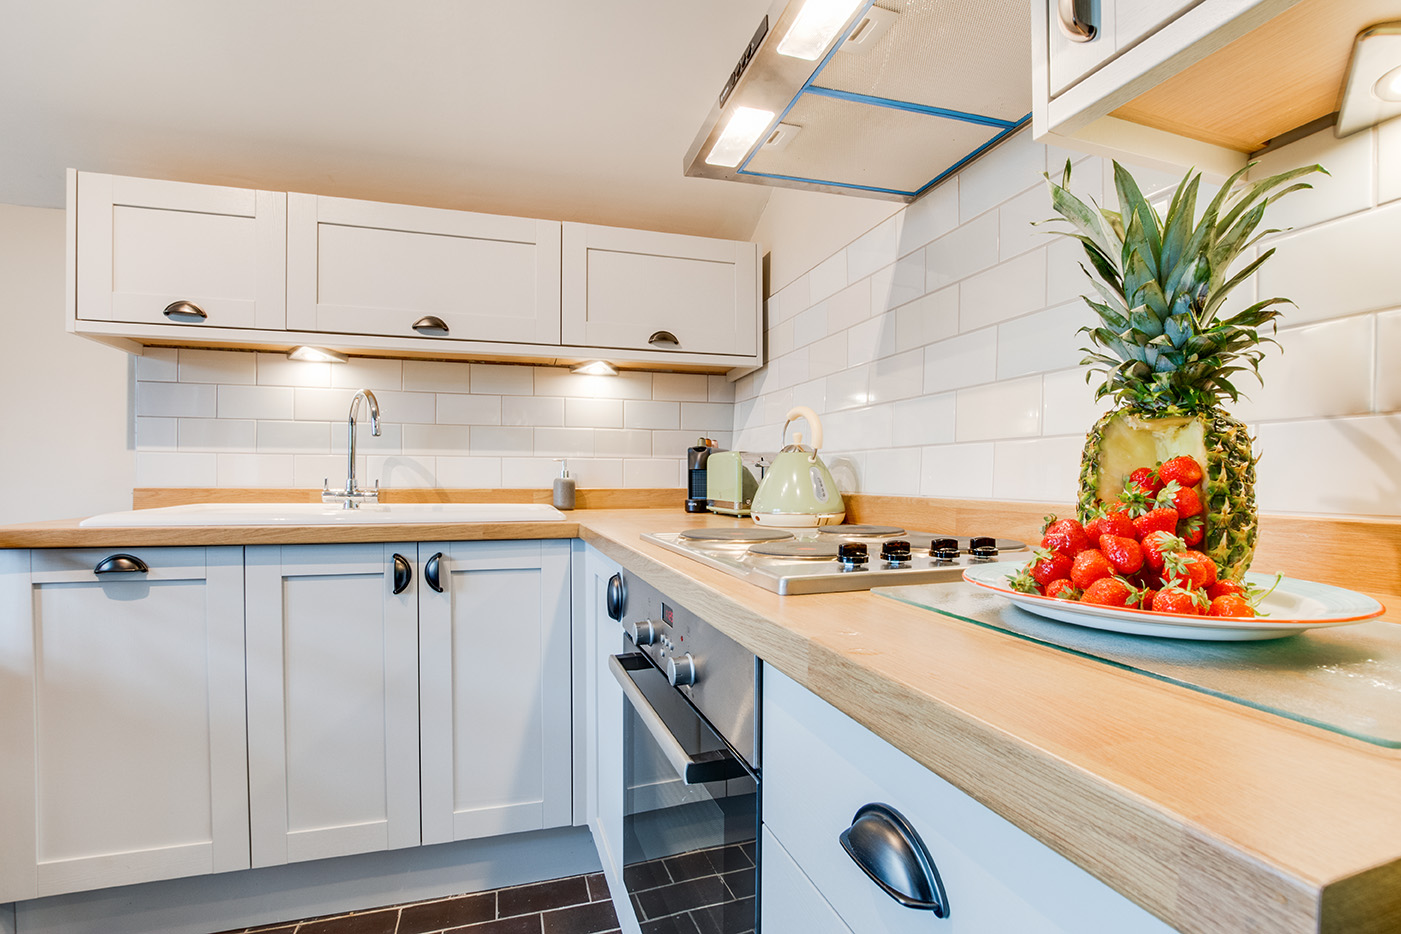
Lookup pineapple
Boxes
[1043,160,1322,580]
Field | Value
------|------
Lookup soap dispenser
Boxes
[553,459,576,510]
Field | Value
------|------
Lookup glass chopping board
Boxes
[873,581,1401,748]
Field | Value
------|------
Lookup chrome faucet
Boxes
[323,389,381,508]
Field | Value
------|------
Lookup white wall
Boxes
[0,205,133,523]
[738,122,1401,518]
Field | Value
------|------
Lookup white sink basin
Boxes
[79,502,567,527]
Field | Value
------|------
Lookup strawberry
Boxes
[1133,506,1179,539]
[1139,530,1184,571]
[1028,549,1074,588]
[1041,518,1089,558]
[1157,482,1203,519]
[1152,585,1206,616]
[1163,549,1219,591]
[1178,514,1204,547]
[1138,586,1159,610]
[1208,594,1255,618]
[1082,577,1133,608]
[1098,534,1144,575]
[1086,508,1135,541]
[1070,549,1113,590]
[1127,466,1164,498]
[1045,579,1080,600]
[1158,455,1204,488]
[1006,565,1043,595]
[1207,579,1247,600]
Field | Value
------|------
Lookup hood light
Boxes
[777,0,868,61]
[571,361,618,376]
[288,346,348,364]
[705,106,777,167]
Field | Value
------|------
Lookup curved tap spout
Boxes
[345,389,381,503]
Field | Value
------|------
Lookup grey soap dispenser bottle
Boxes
[553,459,576,510]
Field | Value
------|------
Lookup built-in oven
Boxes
[606,571,760,934]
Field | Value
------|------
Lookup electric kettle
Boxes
[750,406,846,527]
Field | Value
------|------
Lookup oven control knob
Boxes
[930,538,960,561]
[969,536,999,559]
[625,618,659,646]
[667,653,698,687]
[880,540,912,565]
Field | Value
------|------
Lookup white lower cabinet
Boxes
[245,543,422,867]
[762,665,1176,933]
[419,539,572,843]
[761,827,853,934]
[0,547,249,902]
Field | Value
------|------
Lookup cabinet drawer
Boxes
[762,666,1173,934]
[761,826,854,934]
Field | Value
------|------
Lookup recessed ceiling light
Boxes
[571,361,618,376]
[288,346,348,364]
[705,106,776,167]
[776,0,867,61]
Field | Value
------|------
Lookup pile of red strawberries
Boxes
[1009,455,1260,617]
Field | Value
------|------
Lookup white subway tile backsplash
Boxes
[135,347,178,382]
[958,129,1043,223]
[767,275,810,325]
[862,447,922,495]
[960,248,1047,330]
[681,402,735,432]
[708,375,735,403]
[568,458,624,489]
[256,353,330,388]
[623,400,680,430]
[1229,316,1374,422]
[470,363,535,395]
[470,426,533,457]
[809,251,848,303]
[996,301,1092,380]
[1045,236,1093,307]
[1249,125,1373,231]
[768,318,796,357]
[826,366,871,411]
[136,451,217,487]
[898,179,958,252]
[1255,415,1401,516]
[806,332,848,380]
[924,329,997,394]
[178,418,256,451]
[1258,203,1401,324]
[565,397,623,428]
[825,281,872,333]
[895,287,958,353]
[869,349,923,404]
[894,393,956,446]
[138,381,217,418]
[792,377,827,415]
[434,456,503,488]
[256,420,330,453]
[652,373,709,402]
[499,457,560,488]
[533,368,652,400]
[999,185,1055,260]
[1381,119,1401,205]
[992,436,1082,503]
[221,385,295,421]
[792,303,829,349]
[820,404,893,451]
[871,252,927,311]
[368,455,437,489]
[955,377,1041,442]
[1377,310,1401,412]
[291,387,355,422]
[136,417,177,450]
[179,349,256,385]
[535,427,595,457]
[329,356,402,390]
[847,216,901,282]
[920,443,995,498]
[402,424,471,455]
[594,429,653,458]
[624,459,683,488]
[293,454,348,489]
[847,315,896,366]
[403,360,471,393]
[329,421,403,454]
[1041,368,1111,437]
[217,453,294,488]
[437,393,503,425]
[926,212,999,291]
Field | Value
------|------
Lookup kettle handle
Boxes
[782,406,823,451]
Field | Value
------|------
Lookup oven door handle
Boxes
[610,653,738,785]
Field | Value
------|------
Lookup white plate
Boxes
[962,561,1385,641]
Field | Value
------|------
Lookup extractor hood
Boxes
[684,0,1031,202]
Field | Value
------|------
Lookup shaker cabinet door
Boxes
[419,539,573,844]
[0,547,248,902]
[74,171,287,330]
[245,543,421,868]
[286,194,562,346]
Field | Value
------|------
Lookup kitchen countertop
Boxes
[2,507,1398,933]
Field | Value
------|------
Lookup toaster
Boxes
[706,451,763,516]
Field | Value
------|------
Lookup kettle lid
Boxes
[780,431,813,455]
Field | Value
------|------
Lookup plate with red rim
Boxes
[962,560,1386,641]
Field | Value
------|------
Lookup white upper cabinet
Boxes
[73,171,286,330]
[0,547,248,902]
[286,194,561,346]
[562,223,760,362]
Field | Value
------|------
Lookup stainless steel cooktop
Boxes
[642,524,1028,595]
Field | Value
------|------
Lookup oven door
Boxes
[610,653,758,934]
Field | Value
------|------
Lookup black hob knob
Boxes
[838,542,869,567]
[880,540,912,565]
[929,538,960,561]
[969,536,999,559]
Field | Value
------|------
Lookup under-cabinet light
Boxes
[288,346,348,364]
[705,106,776,167]
[1337,21,1401,136]
[1376,64,1401,102]
[571,361,618,376]
[776,0,866,61]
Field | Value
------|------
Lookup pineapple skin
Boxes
[1077,406,1258,580]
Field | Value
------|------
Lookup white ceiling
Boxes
[0,0,777,240]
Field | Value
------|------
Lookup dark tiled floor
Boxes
[213,871,620,934]
[625,843,755,934]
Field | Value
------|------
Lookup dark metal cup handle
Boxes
[425,552,444,593]
[647,329,680,348]
[412,315,450,336]
[163,301,208,323]
[839,803,949,917]
[392,553,412,594]
[94,554,150,575]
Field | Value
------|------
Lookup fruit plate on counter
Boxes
[963,561,1385,641]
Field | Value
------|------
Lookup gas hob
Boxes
[641,524,1028,595]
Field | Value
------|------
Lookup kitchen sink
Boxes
[78,502,567,527]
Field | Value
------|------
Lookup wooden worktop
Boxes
[1,501,1398,933]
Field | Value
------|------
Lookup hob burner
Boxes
[747,541,840,559]
[678,528,794,544]
[815,524,905,537]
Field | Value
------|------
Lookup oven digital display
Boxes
[661,603,674,627]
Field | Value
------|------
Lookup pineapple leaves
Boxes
[1042,157,1323,412]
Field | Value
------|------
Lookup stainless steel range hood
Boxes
[684,0,1032,202]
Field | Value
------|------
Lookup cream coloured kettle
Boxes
[750,406,846,527]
